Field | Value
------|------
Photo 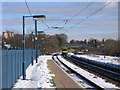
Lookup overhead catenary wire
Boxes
[24,1,114,34]
[67,1,95,23]
[24,0,51,29]
[24,0,35,34]
[62,1,95,33]
[44,2,93,32]
[24,0,32,16]
[43,1,94,30]
[43,19,68,32]
[64,0,115,33]
[42,20,50,28]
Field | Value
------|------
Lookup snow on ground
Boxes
[53,55,92,89]
[53,56,69,71]
[75,54,120,65]
[69,74,92,89]
[13,55,56,88]
[57,55,120,89]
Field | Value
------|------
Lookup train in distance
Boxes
[62,47,68,55]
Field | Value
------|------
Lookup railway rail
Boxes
[63,55,120,83]
[71,55,120,74]
[52,54,104,89]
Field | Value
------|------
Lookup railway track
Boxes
[52,54,104,89]
[63,55,120,83]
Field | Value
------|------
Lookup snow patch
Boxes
[13,55,56,88]
[57,55,120,89]
[75,55,120,65]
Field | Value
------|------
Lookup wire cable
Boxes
[32,2,94,32]
[62,1,95,33]
[64,1,115,33]
[24,0,32,16]
[68,1,94,22]
[24,0,51,29]
[42,20,50,28]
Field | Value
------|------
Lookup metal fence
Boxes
[0,49,40,89]
[0,50,2,90]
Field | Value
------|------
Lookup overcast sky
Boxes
[1,1,119,41]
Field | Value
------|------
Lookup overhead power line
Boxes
[68,1,94,22]
[24,0,32,16]
[24,0,51,29]
[44,1,94,32]
[42,20,50,28]
[62,1,95,32]
[43,1,94,32]
[65,1,115,33]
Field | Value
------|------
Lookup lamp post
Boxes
[38,31,44,56]
[31,32,34,65]
[35,20,38,63]
[22,16,26,80]
[103,38,106,58]
[34,19,46,63]
[22,15,46,80]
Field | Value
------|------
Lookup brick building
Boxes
[3,31,14,39]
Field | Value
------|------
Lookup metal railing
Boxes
[0,49,40,89]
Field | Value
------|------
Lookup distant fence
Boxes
[0,49,40,89]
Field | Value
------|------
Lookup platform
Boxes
[47,59,81,88]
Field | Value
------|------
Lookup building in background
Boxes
[3,31,14,39]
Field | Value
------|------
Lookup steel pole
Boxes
[35,20,38,63]
[104,39,106,58]
[31,32,34,65]
[38,38,41,56]
[22,16,26,80]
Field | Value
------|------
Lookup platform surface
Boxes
[47,59,81,88]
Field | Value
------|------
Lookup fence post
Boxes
[13,51,15,85]
[0,53,1,90]
[16,50,19,79]
[11,51,13,88]
[9,50,12,88]
[2,53,4,88]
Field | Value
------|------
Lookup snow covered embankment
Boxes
[13,55,55,88]
[75,54,120,65]
[57,55,120,89]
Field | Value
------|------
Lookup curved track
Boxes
[63,55,120,83]
[52,54,104,89]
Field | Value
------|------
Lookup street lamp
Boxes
[34,18,46,63]
[35,20,38,63]
[103,38,106,58]
[38,31,44,56]
[22,15,46,80]
[31,32,34,66]
[33,15,46,19]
